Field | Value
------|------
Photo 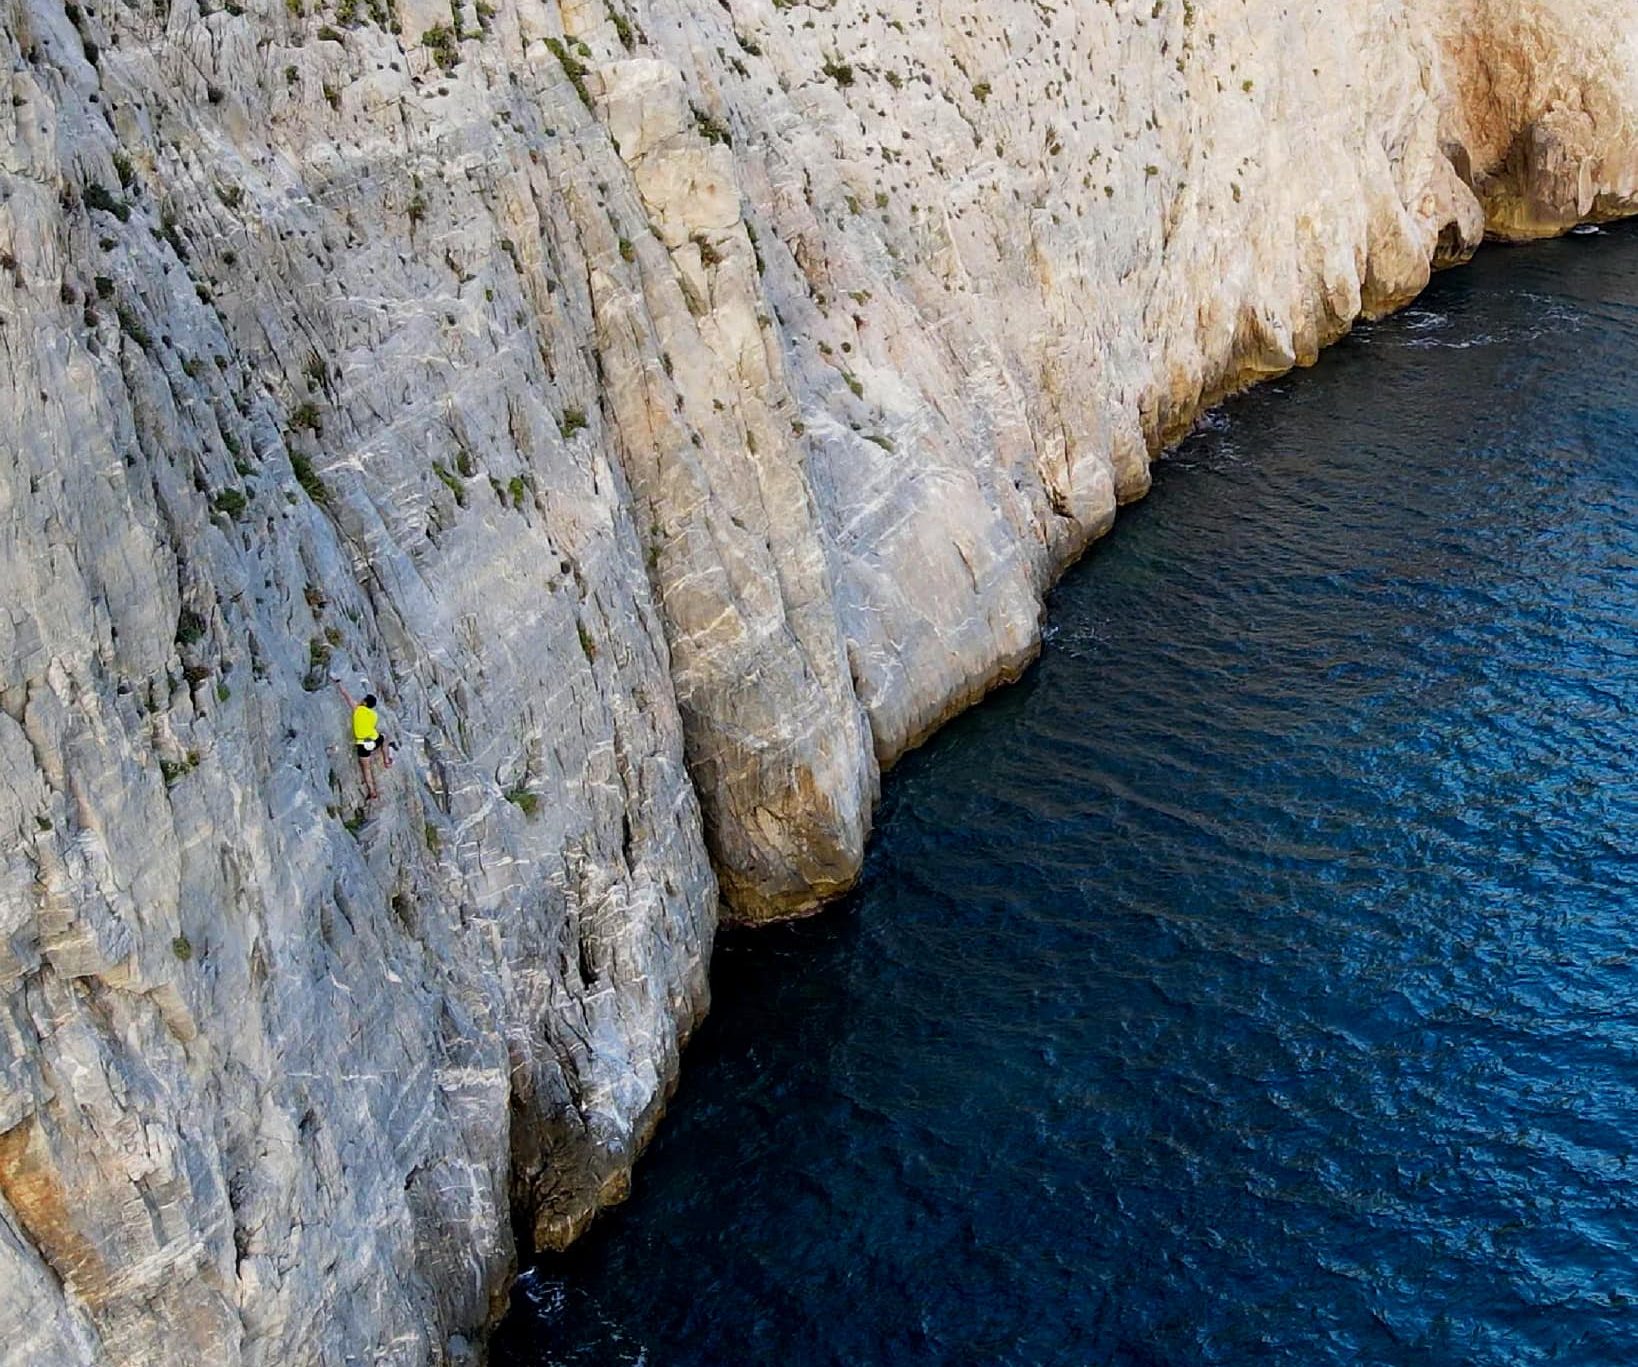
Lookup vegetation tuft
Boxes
[176,609,208,647]
[504,784,539,817]
[432,460,468,506]
[290,452,330,506]
[822,57,854,87]
[691,105,732,146]
[544,37,594,110]
[423,22,459,72]
[84,182,130,222]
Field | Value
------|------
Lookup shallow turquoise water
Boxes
[496,223,1638,1365]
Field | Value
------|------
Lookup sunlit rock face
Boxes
[1,0,1633,1360]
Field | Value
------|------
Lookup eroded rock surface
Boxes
[1,0,1634,1360]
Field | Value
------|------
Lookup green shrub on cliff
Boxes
[423,22,459,71]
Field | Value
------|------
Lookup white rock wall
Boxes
[0,0,1634,1360]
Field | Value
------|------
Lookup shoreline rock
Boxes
[1,0,1634,1361]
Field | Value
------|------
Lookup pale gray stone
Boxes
[0,0,1634,1361]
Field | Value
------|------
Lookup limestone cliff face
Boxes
[1,0,1634,1359]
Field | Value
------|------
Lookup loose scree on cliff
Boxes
[1,0,1636,1361]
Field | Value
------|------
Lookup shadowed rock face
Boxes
[0,0,1633,1359]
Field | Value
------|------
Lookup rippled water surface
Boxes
[495,226,1638,1365]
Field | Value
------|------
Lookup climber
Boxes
[335,680,393,801]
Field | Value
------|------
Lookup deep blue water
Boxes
[494,224,1638,1366]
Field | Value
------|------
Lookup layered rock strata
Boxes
[1,0,1635,1360]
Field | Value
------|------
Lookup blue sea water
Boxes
[494,224,1638,1366]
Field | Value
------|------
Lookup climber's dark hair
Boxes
[363,693,377,708]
